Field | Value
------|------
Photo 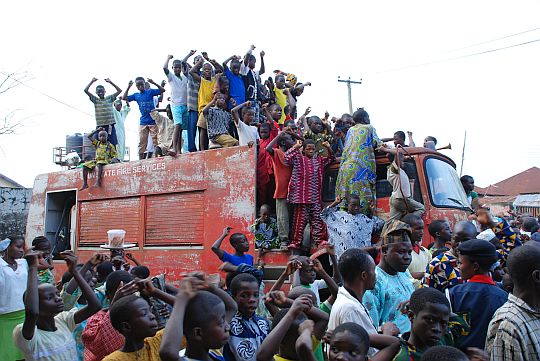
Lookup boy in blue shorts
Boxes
[164,54,189,154]
[123,77,165,160]
[212,227,254,266]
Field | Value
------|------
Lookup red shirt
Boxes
[257,126,278,186]
[271,148,292,199]
[82,310,124,361]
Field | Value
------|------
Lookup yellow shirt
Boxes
[273,86,287,124]
[103,329,163,361]
[198,76,218,113]
[273,335,320,361]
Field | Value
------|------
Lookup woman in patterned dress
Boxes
[335,108,382,214]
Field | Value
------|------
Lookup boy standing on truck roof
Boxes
[378,146,425,222]
[84,77,122,147]
[122,77,166,160]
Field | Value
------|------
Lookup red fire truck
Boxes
[26,145,470,285]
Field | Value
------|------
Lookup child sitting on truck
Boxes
[80,128,118,190]
[249,204,279,254]
[212,227,254,266]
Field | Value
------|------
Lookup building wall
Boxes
[0,187,32,238]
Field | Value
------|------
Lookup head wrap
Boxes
[0,238,12,252]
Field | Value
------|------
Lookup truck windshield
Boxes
[425,157,470,210]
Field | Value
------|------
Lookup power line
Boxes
[370,38,540,75]
[442,27,540,53]
[0,71,93,117]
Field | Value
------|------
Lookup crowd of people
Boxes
[1,46,540,361]
[1,210,539,361]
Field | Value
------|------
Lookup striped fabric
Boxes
[284,147,334,204]
[486,294,540,361]
[90,94,116,126]
[187,74,200,111]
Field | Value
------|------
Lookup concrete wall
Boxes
[0,187,32,238]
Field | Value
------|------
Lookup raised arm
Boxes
[231,101,251,125]
[65,253,105,295]
[86,127,102,141]
[295,320,317,361]
[122,80,133,101]
[182,49,196,64]
[84,77,98,97]
[300,107,311,131]
[269,259,300,293]
[105,78,122,98]
[222,55,236,72]
[311,258,339,300]
[125,252,142,266]
[211,227,231,260]
[259,50,265,75]
[59,251,101,325]
[265,131,284,156]
[163,54,173,75]
[147,78,166,94]
[407,131,416,147]
[283,88,296,117]
[243,45,255,66]
[202,93,218,116]
[137,278,176,306]
[21,252,40,340]
[257,296,312,361]
[189,57,204,83]
[159,280,194,361]
[202,52,223,74]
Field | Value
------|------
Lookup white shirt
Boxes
[0,257,28,314]
[387,161,411,198]
[407,246,432,289]
[235,120,259,146]
[167,72,188,106]
[328,286,377,334]
[13,309,79,361]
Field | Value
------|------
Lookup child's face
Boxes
[303,144,316,158]
[281,134,295,150]
[202,63,213,79]
[457,254,476,280]
[260,207,271,222]
[135,80,145,92]
[231,62,241,76]
[384,242,412,273]
[329,330,368,361]
[234,281,259,317]
[309,118,323,133]
[409,219,425,243]
[114,102,122,111]
[299,261,317,284]
[275,76,286,89]
[393,134,405,147]
[492,264,504,282]
[438,222,452,242]
[204,302,230,349]
[172,61,182,76]
[98,131,108,143]
[409,302,450,347]
[270,105,282,121]
[243,109,255,125]
[347,198,361,215]
[232,236,250,253]
[34,242,52,262]
[259,125,270,140]
[38,284,64,315]
[248,57,256,69]
[216,94,226,108]
[127,298,159,339]
[96,86,105,99]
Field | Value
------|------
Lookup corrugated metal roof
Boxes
[475,167,540,196]
[513,193,540,207]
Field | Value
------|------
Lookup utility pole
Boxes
[338,76,362,114]
[460,130,467,177]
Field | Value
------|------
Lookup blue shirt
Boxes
[362,266,414,333]
[225,69,246,109]
[449,279,508,349]
[222,251,254,266]
[127,88,161,125]
[224,311,270,361]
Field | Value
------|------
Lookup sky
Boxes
[1,0,539,188]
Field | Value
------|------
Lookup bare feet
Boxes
[167,150,177,157]
[79,184,88,191]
